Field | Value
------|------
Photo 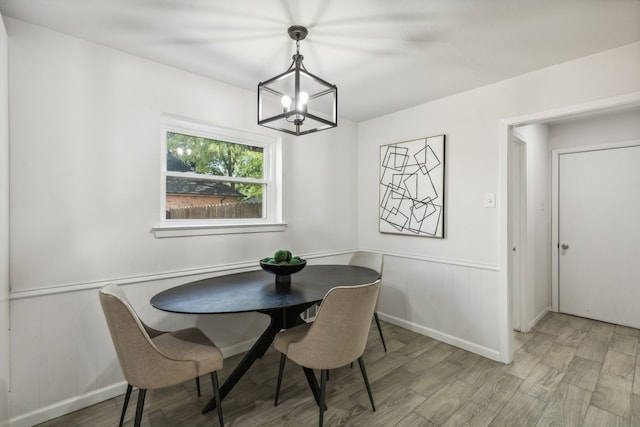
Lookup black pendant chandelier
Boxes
[258,25,338,136]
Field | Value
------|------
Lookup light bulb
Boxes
[176,147,184,156]
[298,92,309,106]
[281,95,292,109]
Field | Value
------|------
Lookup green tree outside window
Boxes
[167,132,264,201]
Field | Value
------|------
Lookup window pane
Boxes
[167,132,264,179]
[165,176,263,219]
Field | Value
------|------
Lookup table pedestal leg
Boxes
[202,304,314,414]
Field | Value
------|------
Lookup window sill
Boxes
[152,222,287,238]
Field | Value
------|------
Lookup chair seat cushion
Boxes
[274,322,312,355]
[152,327,223,375]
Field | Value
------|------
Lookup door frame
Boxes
[498,91,640,363]
[551,139,640,312]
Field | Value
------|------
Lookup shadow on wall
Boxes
[195,312,270,357]
[378,280,410,324]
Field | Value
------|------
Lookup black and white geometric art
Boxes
[379,134,445,238]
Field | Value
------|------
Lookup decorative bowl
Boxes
[260,260,307,275]
[260,259,307,292]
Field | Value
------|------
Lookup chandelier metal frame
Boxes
[257,25,338,136]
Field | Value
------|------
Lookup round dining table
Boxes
[150,264,379,414]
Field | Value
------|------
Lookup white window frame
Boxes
[153,115,285,238]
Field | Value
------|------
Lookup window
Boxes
[154,116,284,237]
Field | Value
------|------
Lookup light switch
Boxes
[484,192,496,208]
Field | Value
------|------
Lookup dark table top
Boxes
[150,264,379,314]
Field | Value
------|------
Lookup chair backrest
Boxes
[349,251,383,278]
[99,284,196,389]
[286,280,381,370]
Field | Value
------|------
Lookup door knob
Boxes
[561,243,569,250]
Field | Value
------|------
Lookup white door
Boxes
[558,144,640,328]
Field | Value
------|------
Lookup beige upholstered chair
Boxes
[349,251,386,351]
[99,284,224,427]
[273,280,381,427]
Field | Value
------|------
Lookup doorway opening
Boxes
[499,92,640,363]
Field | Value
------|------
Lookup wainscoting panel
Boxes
[9,265,269,427]
[377,254,500,360]
[9,296,40,418]
[9,252,501,426]
[40,292,80,407]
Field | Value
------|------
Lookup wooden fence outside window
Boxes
[166,202,262,219]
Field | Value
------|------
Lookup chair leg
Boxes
[196,376,201,396]
[119,384,132,427]
[211,372,224,427]
[133,389,146,427]
[373,312,387,352]
[274,353,286,406]
[357,357,376,412]
[319,369,328,427]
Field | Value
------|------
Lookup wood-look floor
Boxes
[36,312,640,426]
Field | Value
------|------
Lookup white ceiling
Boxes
[1,0,639,122]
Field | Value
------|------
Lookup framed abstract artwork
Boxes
[379,134,446,238]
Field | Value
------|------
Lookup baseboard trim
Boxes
[526,307,550,332]
[377,312,503,363]
[8,337,258,427]
[9,381,128,427]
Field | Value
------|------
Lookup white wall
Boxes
[513,124,551,331]
[6,18,359,426]
[7,18,359,293]
[0,12,10,427]
[549,107,640,150]
[358,41,640,362]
